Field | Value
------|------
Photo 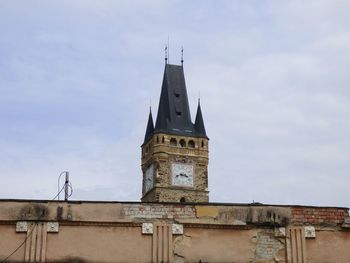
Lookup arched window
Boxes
[170,138,177,146]
[179,139,186,148]
[156,136,159,143]
[188,140,195,148]
[201,140,205,148]
[180,197,186,203]
[162,136,165,143]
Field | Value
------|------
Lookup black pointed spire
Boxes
[195,99,208,138]
[144,107,154,143]
[151,63,208,139]
[155,64,194,136]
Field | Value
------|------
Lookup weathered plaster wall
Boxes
[174,228,257,263]
[0,200,348,263]
[306,230,350,263]
[0,225,26,262]
[46,225,152,263]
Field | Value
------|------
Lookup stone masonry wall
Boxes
[254,229,286,262]
[141,132,209,203]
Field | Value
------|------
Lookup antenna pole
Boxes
[167,36,170,63]
[64,172,69,201]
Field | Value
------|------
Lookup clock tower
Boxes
[141,63,209,203]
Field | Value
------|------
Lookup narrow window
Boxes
[201,141,204,148]
[156,136,159,143]
[188,140,195,148]
[162,136,165,143]
[170,138,177,146]
[179,139,186,148]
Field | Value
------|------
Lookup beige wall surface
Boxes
[46,225,152,263]
[0,225,26,262]
[175,228,256,263]
[306,230,350,263]
[0,200,349,263]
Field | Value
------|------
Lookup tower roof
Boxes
[143,108,154,143]
[143,63,208,143]
[155,64,194,136]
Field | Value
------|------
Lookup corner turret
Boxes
[143,108,154,144]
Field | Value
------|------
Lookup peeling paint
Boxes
[195,206,219,218]
[254,229,286,262]
[173,234,192,262]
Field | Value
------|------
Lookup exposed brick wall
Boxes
[254,229,285,262]
[291,207,349,225]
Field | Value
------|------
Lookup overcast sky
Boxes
[0,0,349,207]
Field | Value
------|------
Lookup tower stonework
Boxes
[141,64,209,203]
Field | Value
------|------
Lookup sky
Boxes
[0,0,349,208]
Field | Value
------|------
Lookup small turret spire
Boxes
[144,107,154,143]
[194,99,207,138]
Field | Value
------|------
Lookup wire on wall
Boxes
[0,171,73,263]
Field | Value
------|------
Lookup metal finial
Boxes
[167,36,170,63]
[181,46,184,66]
[165,45,168,64]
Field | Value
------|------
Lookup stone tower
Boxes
[141,64,209,203]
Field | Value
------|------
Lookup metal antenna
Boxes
[167,36,170,63]
[64,172,69,201]
[58,171,66,200]
[58,171,73,201]
[181,46,184,66]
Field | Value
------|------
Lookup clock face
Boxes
[171,163,193,187]
[145,165,153,192]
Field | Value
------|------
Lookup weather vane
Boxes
[181,46,184,66]
[165,45,168,64]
